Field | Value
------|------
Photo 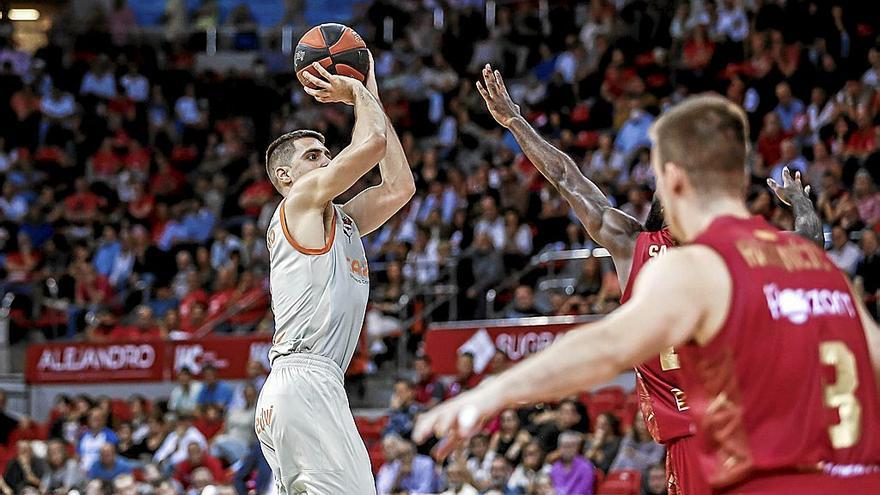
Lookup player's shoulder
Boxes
[638,244,728,289]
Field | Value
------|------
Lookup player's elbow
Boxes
[362,131,388,164]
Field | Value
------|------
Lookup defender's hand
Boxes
[413,386,504,459]
[476,64,521,128]
[300,63,359,105]
[767,166,811,206]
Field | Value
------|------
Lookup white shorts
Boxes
[255,353,376,494]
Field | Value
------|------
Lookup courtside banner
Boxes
[424,315,601,375]
[25,336,273,384]
[25,341,167,383]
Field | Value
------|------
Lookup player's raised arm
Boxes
[476,65,641,271]
[291,63,387,207]
[413,245,731,451]
[767,166,824,247]
[342,53,416,236]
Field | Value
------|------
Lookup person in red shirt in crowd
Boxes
[75,264,114,308]
[193,405,225,442]
[88,138,121,184]
[149,155,186,200]
[239,176,275,217]
[227,270,270,330]
[63,178,105,224]
[180,301,208,336]
[413,355,445,407]
[179,272,208,322]
[446,352,482,399]
[682,23,715,71]
[846,108,877,159]
[5,232,41,284]
[756,112,790,168]
[84,310,118,342]
[206,265,237,321]
[172,442,225,489]
[109,305,163,341]
[127,182,155,220]
[123,140,151,180]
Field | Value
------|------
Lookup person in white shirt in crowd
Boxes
[40,85,76,121]
[209,227,242,270]
[228,360,267,411]
[474,196,505,249]
[862,46,880,90]
[120,63,150,103]
[715,0,749,43]
[168,368,203,416]
[586,133,626,183]
[152,413,207,470]
[805,87,836,145]
[441,461,479,495]
[211,384,258,466]
[827,224,862,275]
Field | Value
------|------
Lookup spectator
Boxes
[615,99,654,156]
[549,431,594,495]
[441,460,479,495]
[79,57,117,100]
[485,456,522,495]
[117,422,150,461]
[120,64,149,103]
[852,170,880,227]
[168,368,203,415]
[193,404,225,441]
[153,414,208,468]
[505,285,544,318]
[383,379,422,439]
[462,232,504,318]
[3,441,48,493]
[447,352,482,398]
[40,85,76,121]
[490,409,532,466]
[173,443,225,490]
[211,384,258,465]
[475,196,505,249]
[375,436,437,495]
[773,82,805,133]
[855,229,880,320]
[0,390,19,445]
[87,444,137,482]
[533,399,590,454]
[641,462,668,495]
[585,412,623,474]
[462,433,495,489]
[412,355,445,407]
[78,409,118,470]
[827,225,861,275]
[229,360,267,411]
[609,412,665,473]
[196,364,234,410]
[45,439,85,493]
[508,440,549,493]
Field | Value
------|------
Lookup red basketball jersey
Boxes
[679,215,880,492]
[621,228,695,443]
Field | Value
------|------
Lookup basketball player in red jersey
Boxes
[416,92,880,493]
[471,66,823,494]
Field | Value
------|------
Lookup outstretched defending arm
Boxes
[413,246,731,452]
[767,167,824,248]
[343,53,416,235]
[476,65,642,281]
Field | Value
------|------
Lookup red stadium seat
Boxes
[367,442,385,475]
[596,469,642,495]
[354,415,388,444]
[111,399,133,423]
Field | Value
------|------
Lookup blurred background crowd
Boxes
[0,0,878,493]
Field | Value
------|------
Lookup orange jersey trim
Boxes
[279,201,336,255]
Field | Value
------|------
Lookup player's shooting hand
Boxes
[300,63,359,105]
[412,386,503,460]
[767,166,811,206]
[476,64,521,128]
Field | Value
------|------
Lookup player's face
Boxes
[289,137,332,179]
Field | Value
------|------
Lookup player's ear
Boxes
[664,161,688,196]
[275,165,292,185]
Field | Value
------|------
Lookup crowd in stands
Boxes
[1,0,880,493]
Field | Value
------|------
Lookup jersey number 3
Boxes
[820,341,862,449]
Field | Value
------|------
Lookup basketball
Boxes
[294,23,370,88]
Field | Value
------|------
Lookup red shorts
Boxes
[719,471,880,494]
[666,435,712,495]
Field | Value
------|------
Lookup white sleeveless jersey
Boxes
[266,201,370,371]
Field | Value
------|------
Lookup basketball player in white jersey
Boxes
[257,55,415,494]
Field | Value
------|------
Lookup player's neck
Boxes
[679,195,749,242]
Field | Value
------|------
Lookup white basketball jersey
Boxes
[266,201,370,371]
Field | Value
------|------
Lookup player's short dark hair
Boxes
[650,94,749,194]
[265,129,326,190]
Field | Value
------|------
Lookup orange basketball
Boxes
[294,23,369,89]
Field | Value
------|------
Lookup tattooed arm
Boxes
[768,166,824,248]
[476,64,642,283]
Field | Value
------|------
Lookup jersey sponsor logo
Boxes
[255,405,274,436]
[346,255,369,283]
[648,244,668,258]
[763,284,856,324]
